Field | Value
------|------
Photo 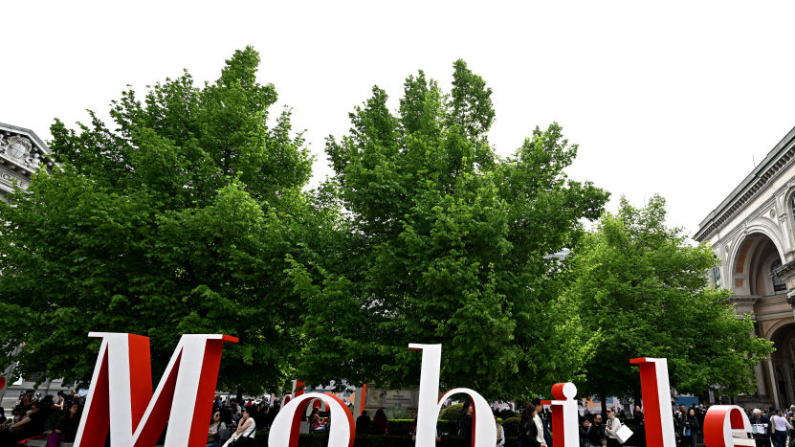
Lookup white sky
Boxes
[5,1,795,239]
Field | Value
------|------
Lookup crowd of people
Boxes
[744,405,795,447]
[9,389,795,447]
[0,389,83,447]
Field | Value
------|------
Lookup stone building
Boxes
[0,122,53,197]
[695,125,795,408]
[0,122,65,414]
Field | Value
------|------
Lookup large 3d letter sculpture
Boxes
[631,358,676,447]
[703,406,753,447]
[411,344,496,447]
[73,332,238,447]
[268,392,355,447]
[542,383,579,447]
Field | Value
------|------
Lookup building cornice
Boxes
[695,124,795,242]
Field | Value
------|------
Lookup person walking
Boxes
[751,408,772,447]
[771,408,792,447]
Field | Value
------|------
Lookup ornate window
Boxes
[772,259,787,292]
[792,193,795,223]
[711,266,722,288]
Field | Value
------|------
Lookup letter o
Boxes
[269,392,355,447]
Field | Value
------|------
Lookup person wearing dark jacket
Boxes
[580,418,593,447]
[518,403,546,447]
[588,414,607,447]
[751,408,772,447]
[634,406,646,447]
[356,411,372,433]
[684,409,700,447]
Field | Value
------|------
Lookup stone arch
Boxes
[729,229,785,296]
[769,323,795,407]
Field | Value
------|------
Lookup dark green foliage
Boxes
[502,417,521,437]
[439,404,465,423]
[566,195,774,398]
[288,60,610,400]
[385,419,415,436]
[0,47,321,392]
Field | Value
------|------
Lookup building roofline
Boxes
[694,124,795,242]
[0,121,50,154]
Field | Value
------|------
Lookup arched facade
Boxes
[696,124,795,408]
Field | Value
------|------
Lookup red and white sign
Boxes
[69,332,747,447]
[73,332,237,447]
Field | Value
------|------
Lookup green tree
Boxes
[0,47,321,392]
[286,61,609,400]
[566,195,773,403]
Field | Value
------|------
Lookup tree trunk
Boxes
[599,391,608,422]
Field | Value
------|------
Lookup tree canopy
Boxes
[566,195,773,400]
[0,47,323,392]
[2,49,760,404]
[286,61,610,400]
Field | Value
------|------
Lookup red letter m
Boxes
[74,333,237,447]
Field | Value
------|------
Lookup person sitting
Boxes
[46,402,80,447]
[0,401,47,446]
[207,410,227,447]
[309,408,327,433]
[222,406,255,447]
[356,410,372,433]
[21,390,36,411]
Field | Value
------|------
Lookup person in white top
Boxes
[534,409,547,447]
[223,406,256,447]
[605,409,621,447]
[770,408,792,447]
[495,413,505,447]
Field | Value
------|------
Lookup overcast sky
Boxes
[5,1,795,239]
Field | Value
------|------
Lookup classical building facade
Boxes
[0,122,53,197]
[0,122,64,414]
[695,125,795,408]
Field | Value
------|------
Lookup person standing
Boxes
[634,406,646,447]
[684,409,699,447]
[771,408,792,447]
[495,413,505,447]
[356,410,372,434]
[605,409,621,447]
[373,408,389,435]
[675,404,687,447]
[518,403,547,447]
[751,408,772,447]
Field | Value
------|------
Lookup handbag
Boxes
[219,427,232,443]
[616,424,634,444]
